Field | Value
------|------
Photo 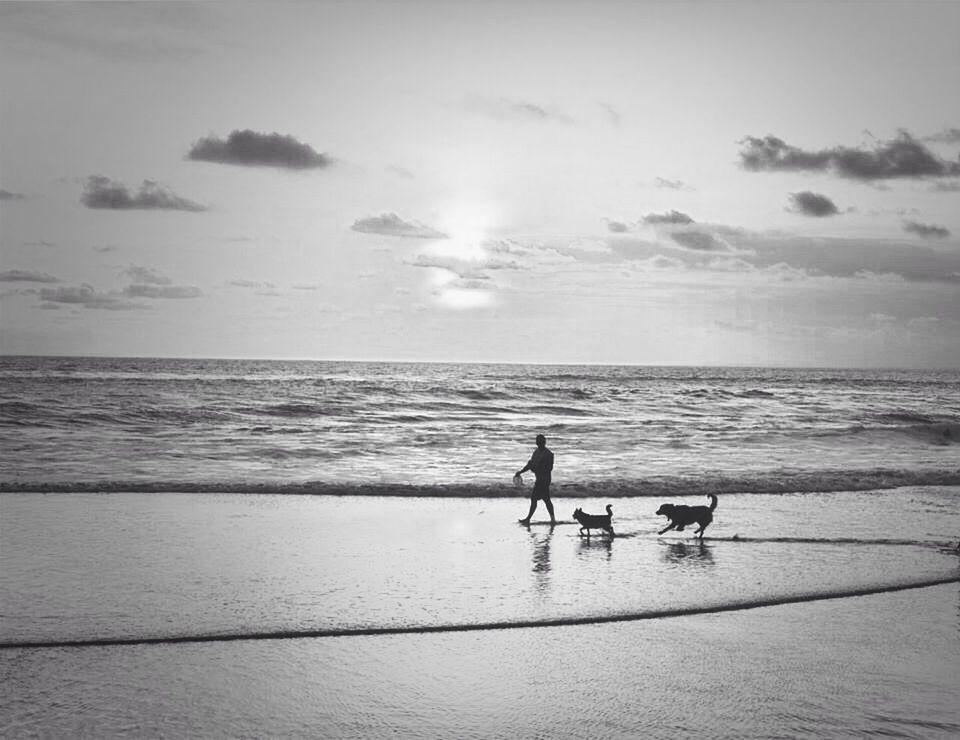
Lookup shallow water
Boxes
[2,490,958,645]
[2,490,959,737]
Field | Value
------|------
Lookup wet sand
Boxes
[2,490,959,736]
[3,584,958,738]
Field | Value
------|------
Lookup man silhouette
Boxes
[516,434,555,525]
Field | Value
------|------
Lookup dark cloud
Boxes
[606,220,630,233]
[903,220,950,239]
[0,188,26,200]
[643,210,694,225]
[739,131,960,181]
[787,191,839,217]
[123,284,202,299]
[81,175,205,211]
[39,284,147,310]
[123,266,171,285]
[187,129,331,169]
[0,269,59,283]
[352,213,448,239]
[670,230,727,252]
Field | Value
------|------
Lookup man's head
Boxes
[535,434,546,447]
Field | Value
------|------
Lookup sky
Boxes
[1,1,959,367]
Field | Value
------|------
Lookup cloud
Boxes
[643,210,694,225]
[0,188,26,200]
[387,165,415,180]
[123,284,202,299]
[39,283,147,310]
[0,3,209,63]
[670,230,728,252]
[735,233,960,284]
[787,191,839,217]
[464,95,572,123]
[599,103,621,127]
[606,220,630,233]
[0,269,59,283]
[738,131,960,181]
[635,254,685,270]
[81,175,205,211]
[123,266,171,285]
[406,252,520,277]
[653,177,694,191]
[925,127,960,144]
[903,220,950,239]
[187,129,332,169]
[352,213,448,239]
[929,180,960,192]
[228,279,275,289]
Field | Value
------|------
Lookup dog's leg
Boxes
[658,523,676,535]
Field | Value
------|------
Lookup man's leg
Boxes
[543,496,556,524]
[519,496,538,524]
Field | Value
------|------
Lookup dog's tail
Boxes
[707,494,718,511]
[605,504,613,516]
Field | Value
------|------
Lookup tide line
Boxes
[2,574,957,651]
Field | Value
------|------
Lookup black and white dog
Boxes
[572,504,614,537]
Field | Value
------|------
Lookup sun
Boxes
[433,200,499,259]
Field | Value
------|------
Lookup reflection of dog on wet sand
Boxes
[573,505,614,537]
[656,494,717,539]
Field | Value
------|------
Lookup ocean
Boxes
[1,356,958,495]
[2,356,959,737]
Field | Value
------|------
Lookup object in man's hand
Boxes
[513,473,523,487]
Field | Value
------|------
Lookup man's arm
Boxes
[516,452,535,477]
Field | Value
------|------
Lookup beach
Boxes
[2,357,959,736]
[2,491,959,737]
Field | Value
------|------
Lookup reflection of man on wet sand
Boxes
[516,434,555,525]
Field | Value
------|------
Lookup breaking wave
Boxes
[3,467,959,496]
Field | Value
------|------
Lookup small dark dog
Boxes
[656,494,717,539]
[573,504,614,537]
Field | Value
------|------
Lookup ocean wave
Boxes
[679,388,776,399]
[810,420,960,446]
[3,467,959,497]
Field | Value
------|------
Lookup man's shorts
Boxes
[531,476,551,500]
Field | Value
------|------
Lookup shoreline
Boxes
[4,572,958,651]
[3,472,960,497]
